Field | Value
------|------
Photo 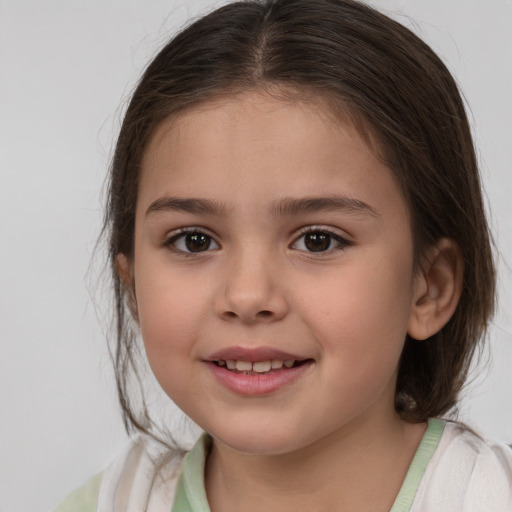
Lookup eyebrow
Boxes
[269,196,379,218]
[145,195,378,218]
[145,197,231,218]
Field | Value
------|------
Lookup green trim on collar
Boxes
[172,419,445,512]
[390,418,445,512]
[172,434,212,512]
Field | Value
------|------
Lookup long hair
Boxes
[102,0,495,439]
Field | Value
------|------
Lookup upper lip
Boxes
[205,346,308,362]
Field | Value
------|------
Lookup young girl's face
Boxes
[127,91,423,455]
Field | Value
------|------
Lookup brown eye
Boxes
[168,230,220,253]
[292,229,349,253]
[303,232,331,252]
[185,233,211,252]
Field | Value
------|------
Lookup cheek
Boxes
[135,287,206,408]
[133,263,209,380]
[298,254,414,371]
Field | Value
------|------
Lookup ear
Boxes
[407,238,463,340]
[116,253,139,322]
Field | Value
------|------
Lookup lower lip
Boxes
[206,361,313,396]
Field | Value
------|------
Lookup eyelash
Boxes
[163,226,351,256]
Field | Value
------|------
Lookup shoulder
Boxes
[53,436,185,512]
[53,472,103,512]
[412,420,512,511]
[438,421,512,482]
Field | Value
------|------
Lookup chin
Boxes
[206,420,318,456]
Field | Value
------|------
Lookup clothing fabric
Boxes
[54,419,512,512]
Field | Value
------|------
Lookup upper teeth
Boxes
[218,359,295,372]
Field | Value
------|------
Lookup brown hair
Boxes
[103,0,495,438]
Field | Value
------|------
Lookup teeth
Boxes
[217,359,297,372]
[253,361,271,373]
[236,360,252,371]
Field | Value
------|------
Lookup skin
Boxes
[119,91,461,511]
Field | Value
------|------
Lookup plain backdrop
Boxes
[1,1,511,510]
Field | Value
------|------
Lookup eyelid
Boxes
[292,224,352,240]
[165,225,216,239]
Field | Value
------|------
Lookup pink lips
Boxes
[206,346,304,362]
[205,346,313,396]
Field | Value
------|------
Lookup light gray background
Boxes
[1,1,511,510]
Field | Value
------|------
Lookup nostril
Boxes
[257,310,273,318]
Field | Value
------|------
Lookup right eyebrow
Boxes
[145,197,231,218]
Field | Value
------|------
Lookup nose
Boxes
[215,250,289,324]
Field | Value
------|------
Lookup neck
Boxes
[205,414,427,512]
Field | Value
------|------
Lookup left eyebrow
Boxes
[269,196,379,218]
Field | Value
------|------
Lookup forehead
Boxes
[137,91,408,221]
[144,91,348,159]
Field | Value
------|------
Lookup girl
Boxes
[55,0,512,510]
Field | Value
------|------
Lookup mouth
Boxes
[205,348,314,395]
[212,359,310,375]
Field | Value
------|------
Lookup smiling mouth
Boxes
[213,359,310,375]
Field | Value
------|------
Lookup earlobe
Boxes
[407,239,463,340]
[116,253,139,321]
